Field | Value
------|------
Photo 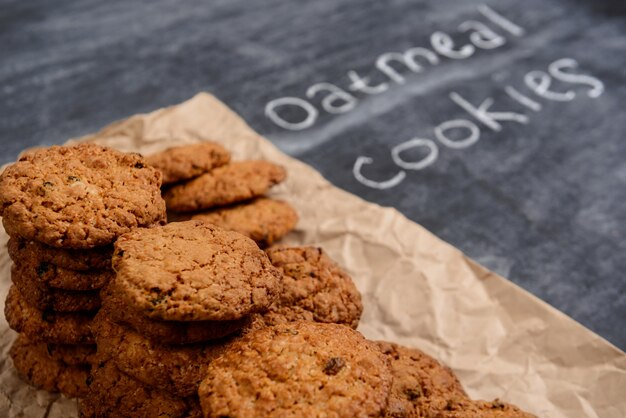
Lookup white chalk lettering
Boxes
[450,92,529,131]
[459,20,506,49]
[347,70,389,94]
[548,58,604,98]
[505,86,542,111]
[376,48,440,84]
[306,83,357,114]
[477,4,525,37]
[525,71,576,101]
[430,31,475,59]
[391,138,439,170]
[434,119,480,149]
[265,97,318,131]
[353,157,406,189]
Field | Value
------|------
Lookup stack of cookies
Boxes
[0,144,166,398]
[81,220,282,416]
[147,143,298,247]
[80,220,365,417]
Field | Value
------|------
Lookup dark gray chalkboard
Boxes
[1,0,625,348]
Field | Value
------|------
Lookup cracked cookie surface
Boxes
[79,359,200,418]
[376,341,467,418]
[111,220,281,321]
[146,142,230,185]
[261,246,363,329]
[191,197,298,247]
[198,321,392,418]
[100,289,248,344]
[164,160,286,212]
[0,143,166,248]
[93,311,227,397]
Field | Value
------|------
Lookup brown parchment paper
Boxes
[0,93,624,417]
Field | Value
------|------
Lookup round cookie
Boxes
[262,246,363,329]
[198,321,392,418]
[101,286,250,344]
[0,143,166,248]
[93,311,227,397]
[191,197,298,247]
[12,264,101,312]
[7,237,113,271]
[79,359,200,418]
[145,142,230,185]
[111,220,281,321]
[375,341,468,418]
[4,286,96,344]
[164,160,286,212]
[10,256,112,291]
[10,334,90,398]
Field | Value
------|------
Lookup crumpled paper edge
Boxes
[0,93,624,418]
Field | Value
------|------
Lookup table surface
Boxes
[1,0,625,349]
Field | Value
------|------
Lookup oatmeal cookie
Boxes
[7,238,113,271]
[12,264,100,312]
[191,197,298,247]
[9,251,112,291]
[101,286,249,344]
[0,143,166,248]
[164,160,286,212]
[4,286,96,344]
[198,321,392,418]
[10,334,90,398]
[375,341,468,418]
[262,246,363,329]
[111,221,281,321]
[93,311,226,397]
[79,359,200,418]
[146,142,230,185]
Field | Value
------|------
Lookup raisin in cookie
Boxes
[7,238,113,271]
[198,321,392,418]
[111,221,281,321]
[0,143,166,248]
[4,286,96,344]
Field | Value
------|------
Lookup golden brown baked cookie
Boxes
[79,359,200,418]
[9,254,112,291]
[191,197,298,247]
[11,264,100,312]
[198,321,392,418]
[431,398,537,417]
[376,341,468,418]
[0,143,166,248]
[10,334,90,398]
[164,160,286,212]
[262,246,363,329]
[4,286,96,344]
[7,238,113,271]
[93,311,227,397]
[100,286,250,344]
[146,142,230,185]
[111,221,281,321]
